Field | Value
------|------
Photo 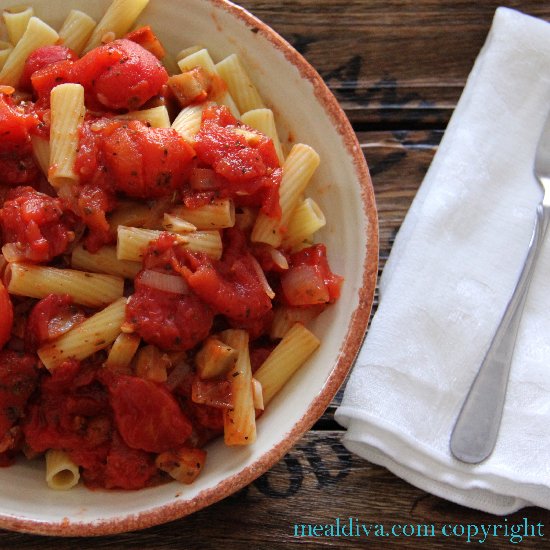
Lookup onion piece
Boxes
[280,264,329,306]
[1,243,26,263]
[163,213,196,233]
[252,378,264,410]
[269,247,289,270]
[138,269,189,294]
[250,256,275,299]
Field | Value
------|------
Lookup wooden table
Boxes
[3,1,550,547]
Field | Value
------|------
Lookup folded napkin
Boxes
[335,7,550,515]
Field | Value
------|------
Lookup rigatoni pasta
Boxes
[3,6,34,45]
[37,297,127,371]
[0,1,343,493]
[58,9,97,55]
[82,0,149,52]
[251,144,321,246]
[0,16,58,86]
[45,449,81,490]
[5,263,124,307]
[49,83,86,190]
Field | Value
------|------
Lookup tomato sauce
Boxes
[0,31,342,491]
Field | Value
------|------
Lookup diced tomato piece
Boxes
[25,294,85,352]
[191,376,232,408]
[174,228,273,322]
[0,281,12,350]
[103,433,157,489]
[101,121,195,198]
[189,403,224,432]
[0,351,38,439]
[31,59,75,106]
[23,360,111,454]
[21,45,78,91]
[105,373,193,453]
[0,96,40,186]
[125,26,165,59]
[194,105,281,217]
[0,95,39,152]
[281,244,343,306]
[126,284,214,351]
[0,186,75,262]
[77,183,116,251]
[72,39,168,110]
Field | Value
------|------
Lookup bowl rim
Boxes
[1,0,379,536]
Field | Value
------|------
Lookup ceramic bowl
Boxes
[0,0,378,535]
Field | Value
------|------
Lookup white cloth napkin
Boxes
[335,7,550,515]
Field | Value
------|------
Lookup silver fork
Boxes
[450,111,550,464]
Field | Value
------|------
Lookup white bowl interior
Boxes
[0,0,372,532]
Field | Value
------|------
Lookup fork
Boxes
[450,111,550,464]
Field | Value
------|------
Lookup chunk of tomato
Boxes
[125,284,213,351]
[194,105,281,217]
[0,186,75,262]
[0,281,12,350]
[72,39,168,110]
[105,374,192,453]
[101,121,195,198]
[21,45,78,91]
[281,244,343,306]
[175,228,272,323]
[0,351,38,438]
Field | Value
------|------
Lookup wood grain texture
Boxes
[239,0,550,127]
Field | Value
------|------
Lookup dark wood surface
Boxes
[3,1,550,547]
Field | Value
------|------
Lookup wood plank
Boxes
[238,0,550,126]
[3,431,548,548]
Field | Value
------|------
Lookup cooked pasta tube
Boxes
[38,297,127,371]
[105,332,141,371]
[241,108,284,164]
[30,135,50,176]
[0,41,13,71]
[171,102,213,143]
[170,199,235,230]
[117,226,188,262]
[219,329,256,445]
[45,450,80,490]
[215,54,264,114]
[58,9,97,55]
[115,105,171,128]
[254,323,320,406]
[6,263,124,308]
[49,83,86,190]
[83,0,149,53]
[0,17,58,87]
[251,144,320,246]
[108,201,151,233]
[3,6,34,45]
[184,230,223,260]
[176,45,203,62]
[178,49,239,117]
[270,305,324,340]
[71,244,142,279]
[282,197,326,250]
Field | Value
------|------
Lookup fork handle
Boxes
[450,203,550,463]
